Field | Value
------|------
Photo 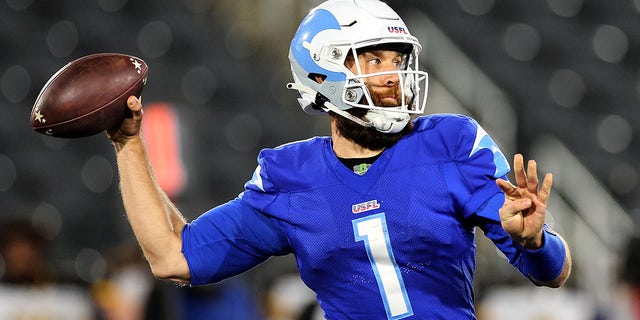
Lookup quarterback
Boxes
[107,0,571,319]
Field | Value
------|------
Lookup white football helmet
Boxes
[287,0,429,133]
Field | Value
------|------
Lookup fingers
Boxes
[107,96,144,143]
[538,173,553,204]
[499,194,531,225]
[513,154,526,189]
[496,178,516,195]
[127,95,142,111]
[507,153,553,203]
[127,96,143,121]
[510,198,531,212]
[527,159,539,195]
[513,154,543,192]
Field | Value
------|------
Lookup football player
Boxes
[107,0,571,319]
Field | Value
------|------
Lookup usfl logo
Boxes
[352,199,381,214]
[387,26,408,34]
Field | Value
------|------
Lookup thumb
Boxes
[512,198,532,211]
[127,96,143,120]
[501,197,532,218]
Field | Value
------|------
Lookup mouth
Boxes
[367,85,402,107]
[380,96,399,106]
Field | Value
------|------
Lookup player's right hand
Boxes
[107,96,143,148]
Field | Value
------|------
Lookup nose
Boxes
[384,72,399,86]
[379,62,400,86]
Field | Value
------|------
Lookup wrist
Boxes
[517,229,544,250]
[112,134,144,152]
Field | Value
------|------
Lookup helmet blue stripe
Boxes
[291,9,346,82]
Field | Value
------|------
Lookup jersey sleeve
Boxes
[477,217,566,284]
[239,149,282,212]
[182,148,295,286]
[181,198,291,285]
[443,116,510,219]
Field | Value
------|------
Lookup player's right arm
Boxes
[107,96,191,283]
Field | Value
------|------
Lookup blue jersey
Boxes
[182,114,541,319]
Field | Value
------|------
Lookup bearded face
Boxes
[331,87,414,150]
[332,111,412,150]
[330,45,417,149]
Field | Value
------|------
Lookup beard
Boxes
[331,87,414,150]
[332,109,413,150]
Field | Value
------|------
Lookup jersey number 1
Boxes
[353,213,413,319]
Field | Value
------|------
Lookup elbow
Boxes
[551,239,573,288]
[148,260,190,284]
[148,262,173,280]
[534,273,569,288]
[550,258,572,288]
[144,250,191,284]
[539,275,568,288]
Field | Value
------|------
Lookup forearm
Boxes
[114,135,189,282]
[531,234,572,288]
[519,229,572,288]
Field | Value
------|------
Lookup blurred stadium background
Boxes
[0,0,639,319]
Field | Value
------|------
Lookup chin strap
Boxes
[287,82,409,134]
[365,109,410,134]
[320,101,409,134]
[319,101,410,134]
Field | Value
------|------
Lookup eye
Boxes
[393,56,407,69]
[367,58,382,65]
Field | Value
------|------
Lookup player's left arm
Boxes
[496,153,572,288]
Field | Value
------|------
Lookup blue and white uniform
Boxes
[181,114,565,320]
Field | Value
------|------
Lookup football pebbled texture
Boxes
[30,53,148,138]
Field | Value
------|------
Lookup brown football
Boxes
[30,53,148,138]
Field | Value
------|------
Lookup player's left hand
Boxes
[496,154,553,250]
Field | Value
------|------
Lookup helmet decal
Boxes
[290,9,345,82]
